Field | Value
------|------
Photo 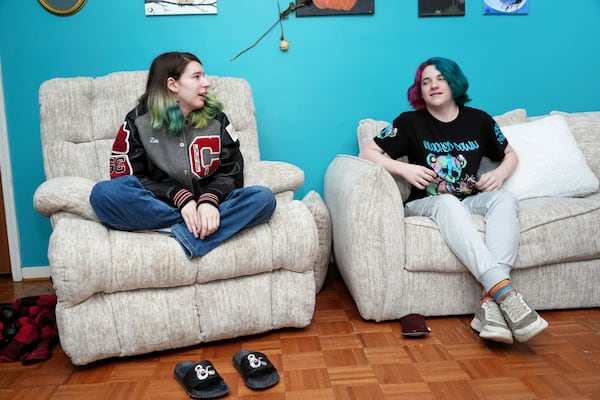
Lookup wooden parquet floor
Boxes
[1,266,599,400]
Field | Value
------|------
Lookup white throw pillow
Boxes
[501,114,599,200]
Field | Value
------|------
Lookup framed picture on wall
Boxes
[483,0,529,15]
[419,0,465,17]
[38,0,87,16]
[145,0,217,16]
[295,0,375,17]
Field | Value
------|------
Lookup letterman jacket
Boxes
[109,105,244,210]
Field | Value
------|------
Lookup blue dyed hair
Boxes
[407,57,471,111]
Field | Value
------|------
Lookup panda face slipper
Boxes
[232,349,280,390]
[173,359,230,399]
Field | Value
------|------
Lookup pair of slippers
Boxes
[173,349,279,399]
[399,313,431,337]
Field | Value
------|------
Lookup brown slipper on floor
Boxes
[399,313,431,337]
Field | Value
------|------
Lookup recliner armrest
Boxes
[243,161,304,194]
[33,176,100,222]
[34,161,305,223]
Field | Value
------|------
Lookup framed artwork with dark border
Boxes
[418,0,465,17]
[295,0,374,17]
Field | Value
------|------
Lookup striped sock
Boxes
[481,293,493,304]
[489,279,513,303]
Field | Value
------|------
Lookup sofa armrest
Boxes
[323,155,407,320]
[33,176,100,222]
[243,161,304,195]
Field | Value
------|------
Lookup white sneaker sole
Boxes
[512,316,549,342]
[471,317,514,344]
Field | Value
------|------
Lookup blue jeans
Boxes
[404,190,519,292]
[89,175,276,258]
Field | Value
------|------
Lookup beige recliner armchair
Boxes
[33,71,332,365]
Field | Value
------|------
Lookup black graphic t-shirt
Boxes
[374,106,508,202]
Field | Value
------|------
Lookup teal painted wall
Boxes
[1,1,599,267]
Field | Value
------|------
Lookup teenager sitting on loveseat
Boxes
[359,57,548,344]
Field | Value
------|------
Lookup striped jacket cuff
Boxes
[173,189,194,210]
[197,192,220,209]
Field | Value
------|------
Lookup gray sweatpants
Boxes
[404,189,519,292]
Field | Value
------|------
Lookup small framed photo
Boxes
[145,0,217,16]
[483,0,529,15]
[419,0,465,17]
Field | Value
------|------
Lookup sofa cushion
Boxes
[516,196,600,267]
[493,108,527,126]
[404,196,600,273]
[501,114,599,200]
[357,118,388,151]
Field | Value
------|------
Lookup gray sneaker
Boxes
[471,298,513,344]
[499,290,548,342]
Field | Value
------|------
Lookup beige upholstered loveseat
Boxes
[34,71,332,365]
[324,109,600,322]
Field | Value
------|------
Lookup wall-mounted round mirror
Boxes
[38,0,87,16]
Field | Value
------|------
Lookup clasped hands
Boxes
[181,200,220,240]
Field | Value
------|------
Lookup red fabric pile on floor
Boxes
[0,295,58,364]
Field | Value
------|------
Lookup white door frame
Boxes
[0,59,23,282]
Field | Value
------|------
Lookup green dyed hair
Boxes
[139,52,223,136]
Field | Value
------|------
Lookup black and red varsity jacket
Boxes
[109,106,244,210]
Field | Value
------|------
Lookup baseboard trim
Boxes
[20,266,51,280]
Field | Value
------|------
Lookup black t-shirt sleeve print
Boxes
[373,112,412,160]
[484,113,509,162]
